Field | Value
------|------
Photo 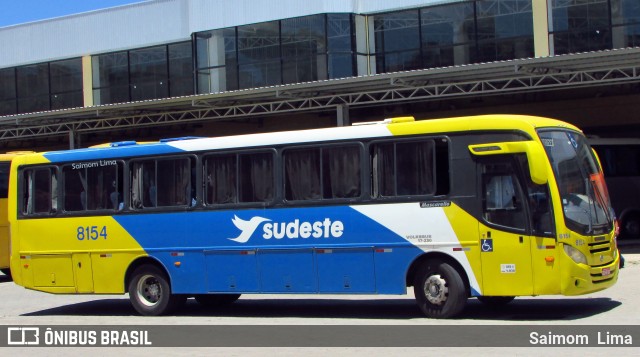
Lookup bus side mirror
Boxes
[469,141,548,185]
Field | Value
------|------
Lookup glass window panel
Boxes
[421,2,475,48]
[93,86,130,106]
[169,42,194,97]
[130,46,169,101]
[64,163,121,211]
[50,58,82,94]
[615,23,640,47]
[156,158,191,207]
[328,53,354,79]
[17,64,49,97]
[396,141,435,196]
[282,55,327,84]
[281,15,326,55]
[51,91,83,110]
[322,146,361,199]
[197,66,238,93]
[18,95,49,114]
[23,168,56,214]
[284,148,321,201]
[0,68,16,101]
[550,0,612,53]
[612,0,640,25]
[475,0,534,62]
[0,100,16,116]
[238,61,281,88]
[423,43,472,68]
[196,28,236,69]
[376,50,422,73]
[372,143,395,197]
[195,28,238,94]
[327,14,354,52]
[239,152,274,203]
[374,10,420,53]
[92,52,129,89]
[237,21,280,64]
[205,154,237,205]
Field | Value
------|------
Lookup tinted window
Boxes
[131,157,194,208]
[63,162,123,212]
[22,168,57,214]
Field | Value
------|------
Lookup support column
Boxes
[337,104,350,127]
[69,130,76,150]
[532,0,550,57]
[82,55,94,107]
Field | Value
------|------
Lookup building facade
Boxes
[1,0,640,148]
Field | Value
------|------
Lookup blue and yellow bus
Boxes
[8,115,619,317]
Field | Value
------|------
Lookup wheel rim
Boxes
[423,274,448,305]
[136,274,162,307]
[625,218,640,236]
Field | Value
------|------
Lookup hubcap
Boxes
[136,274,161,307]
[423,274,448,305]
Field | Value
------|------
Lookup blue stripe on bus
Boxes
[114,206,424,294]
[42,144,185,162]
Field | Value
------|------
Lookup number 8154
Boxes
[77,226,108,240]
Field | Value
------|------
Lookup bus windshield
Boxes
[538,130,613,235]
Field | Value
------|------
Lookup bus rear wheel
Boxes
[128,264,185,316]
[413,260,467,319]
[194,294,241,307]
[621,212,640,239]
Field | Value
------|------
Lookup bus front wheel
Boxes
[128,264,186,316]
[413,260,467,319]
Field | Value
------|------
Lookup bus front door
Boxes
[478,159,534,296]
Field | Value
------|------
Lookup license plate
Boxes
[602,268,611,276]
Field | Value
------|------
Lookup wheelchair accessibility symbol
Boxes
[481,239,493,252]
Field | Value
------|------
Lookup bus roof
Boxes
[15,114,578,165]
[0,151,35,162]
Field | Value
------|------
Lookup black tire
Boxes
[128,264,186,316]
[413,260,467,319]
[621,212,640,239]
[477,296,515,306]
[194,294,241,307]
[0,268,11,280]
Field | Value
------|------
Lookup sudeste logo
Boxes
[227,215,344,243]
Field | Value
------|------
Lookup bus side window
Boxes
[371,139,437,198]
[131,158,193,208]
[204,154,238,205]
[22,168,56,215]
[239,152,274,203]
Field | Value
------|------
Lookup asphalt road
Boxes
[0,243,638,355]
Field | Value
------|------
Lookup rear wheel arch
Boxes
[406,252,471,296]
[124,256,169,293]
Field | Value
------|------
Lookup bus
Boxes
[589,138,640,240]
[8,115,620,318]
[0,151,33,279]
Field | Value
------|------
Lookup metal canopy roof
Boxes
[2,47,640,142]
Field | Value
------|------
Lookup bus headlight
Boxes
[563,244,588,265]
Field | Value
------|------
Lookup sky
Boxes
[0,0,150,28]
